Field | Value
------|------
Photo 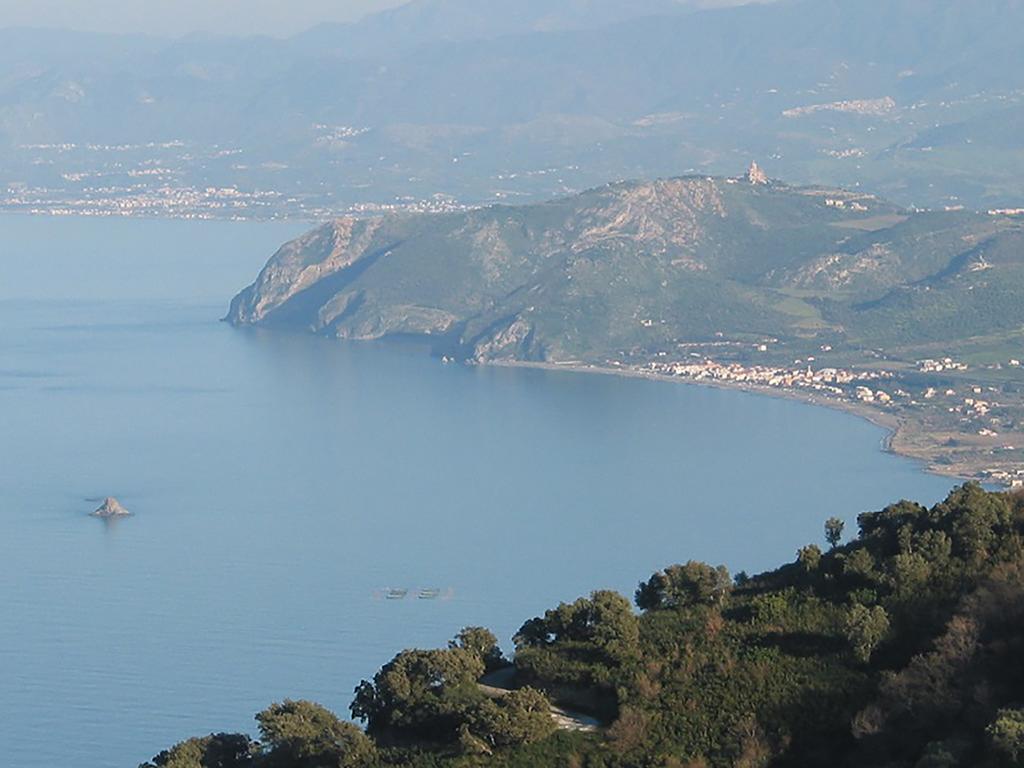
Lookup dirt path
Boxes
[478,668,601,733]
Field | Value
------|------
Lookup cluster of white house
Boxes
[918,357,969,373]
[641,358,892,397]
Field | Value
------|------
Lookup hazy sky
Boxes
[0,0,411,37]
[0,0,771,38]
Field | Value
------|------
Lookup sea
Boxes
[0,215,954,767]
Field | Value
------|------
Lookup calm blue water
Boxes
[0,215,953,767]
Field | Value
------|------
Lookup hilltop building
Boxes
[746,161,769,185]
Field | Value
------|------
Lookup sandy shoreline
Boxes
[483,358,968,486]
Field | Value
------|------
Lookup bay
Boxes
[0,215,953,767]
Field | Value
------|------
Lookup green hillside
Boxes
[227,173,1024,485]
[141,484,1024,767]
[227,175,1022,364]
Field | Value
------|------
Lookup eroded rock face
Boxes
[470,316,539,362]
[226,217,384,325]
[91,497,131,518]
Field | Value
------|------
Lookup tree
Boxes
[857,499,929,543]
[256,700,376,768]
[450,626,505,672]
[843,604,890,663]
[916,529,953,566]
[890,552,932,595]
[939,482,1013,564]
[515,590,639,664]
[915,744,959,768]
[635,562,731,611]
[797,544,822,573]
[988,708,1024,765]
[825,517,846,549]
[751,591,791,625]
[467,687,556,748]
[142,734,255,768]
[587,590,642,663]
[843,548,877,581]
[351,648,485,737]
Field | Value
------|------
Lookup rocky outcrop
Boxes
[470,316,540,362]
[226,217,384,326]
[91,497,131,518]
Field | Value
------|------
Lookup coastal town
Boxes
[1,179,471,220]
[593,347,1024,489]
[0,134,478,220]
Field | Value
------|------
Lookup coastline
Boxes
[483,358,968,486]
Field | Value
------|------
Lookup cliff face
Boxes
[226,176,1020,362]
[227,218,386,325]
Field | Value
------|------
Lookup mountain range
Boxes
[3,0,1024,213]
[293,0,695,58]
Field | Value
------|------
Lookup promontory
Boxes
[227,172,1024,486]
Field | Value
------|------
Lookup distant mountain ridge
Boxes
[3,0,1024,211]
[295,0,693,58]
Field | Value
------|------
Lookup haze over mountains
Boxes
[3,0,1024,216]
[294,0,695,56]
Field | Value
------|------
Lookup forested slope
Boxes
[144,484,1024,767]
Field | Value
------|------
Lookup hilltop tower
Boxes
[746,161,769,185]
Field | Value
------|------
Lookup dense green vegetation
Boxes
[145,484,1024,767]
[227,176,1024,367]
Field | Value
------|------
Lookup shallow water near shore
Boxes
[0,215,953,768]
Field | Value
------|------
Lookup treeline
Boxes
[143,484,1024,767]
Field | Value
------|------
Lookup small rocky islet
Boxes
[90,497,131,518]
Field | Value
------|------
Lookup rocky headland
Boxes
[226,173,1024,486]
